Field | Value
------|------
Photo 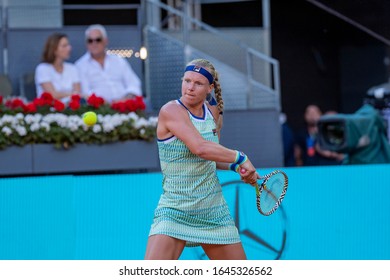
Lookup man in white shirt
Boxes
[75,24,142,103]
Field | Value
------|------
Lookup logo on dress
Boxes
[212,128,217,136]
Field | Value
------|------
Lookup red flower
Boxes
[134,96,146,110]
[32,92,54,108]
[53,100,65,111]
[111,101,127,113]
[5,98,26,110]
[68,94,82,110]
[71,94,81,102]
[25,103,37,113]
[69,100,81,110]
[0,96,3,105]
[125,99,137,112]
[111,96,146,113]
[87,94,105,108]
[41,92,54,106]
[32,97,45,107]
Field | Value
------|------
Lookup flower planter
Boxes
[0,141,159,176]
[0,145,34,176]
[0,93,159,176]
[32,141,160,174]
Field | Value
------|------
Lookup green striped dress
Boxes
[149,100,240,247]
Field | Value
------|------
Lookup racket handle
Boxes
[241,168,265,183]
[241,168,260,190]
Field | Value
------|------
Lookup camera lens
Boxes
[322,121,345,146]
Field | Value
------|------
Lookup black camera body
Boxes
[317,104,390,164]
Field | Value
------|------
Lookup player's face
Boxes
[181,71,213,105]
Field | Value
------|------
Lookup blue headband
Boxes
[185,65,214,84]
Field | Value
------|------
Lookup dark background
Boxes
[202,0,390,131]
[63,0,390,131]
[269,0,390,131]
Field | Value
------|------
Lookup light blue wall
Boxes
[1,164,390,260]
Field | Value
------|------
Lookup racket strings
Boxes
[257,172,288,216]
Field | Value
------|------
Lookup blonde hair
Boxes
[187,59,224,131]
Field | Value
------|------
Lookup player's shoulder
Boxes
[160,100,182,111]
[159,100,185,117]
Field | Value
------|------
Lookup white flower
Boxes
[24,113,43,125]
[92,125,102,133]
[67,115,83,126]
[101,114,124,127]
[0,110,157,149]
[42,113,68,127]
[15,113,24,120]
[42,114,55,124]
[66,115,83,131]
[102,122,115,133]
[35,113,43,121]
[54,114,69,128]
[134,117,149,129]
[30,123,40,132]
[1,126,12,136]
[15,125,27,136]
[68,123,79,132]
[0,115,16,126]
[40,122,50,132]
[128,112,139,122]
[147,116,158,126]
[24,114,36,125]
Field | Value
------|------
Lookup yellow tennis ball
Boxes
[83,111,97,126]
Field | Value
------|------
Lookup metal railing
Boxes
[144,0,280,110]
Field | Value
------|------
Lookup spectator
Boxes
[75,24,142,103]
[295,104,344,166]
[35,33,81,103]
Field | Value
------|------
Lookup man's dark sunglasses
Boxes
[87,37,103,44]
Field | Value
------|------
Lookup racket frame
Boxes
[255,170,288,216]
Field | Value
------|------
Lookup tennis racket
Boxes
[241,169,289,216]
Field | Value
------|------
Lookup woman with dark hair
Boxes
[35,33,81,102]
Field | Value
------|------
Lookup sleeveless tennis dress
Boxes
[148,100,241,247]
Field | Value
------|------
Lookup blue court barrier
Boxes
[0,164,389,260]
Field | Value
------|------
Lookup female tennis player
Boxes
[145,59,260,260]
